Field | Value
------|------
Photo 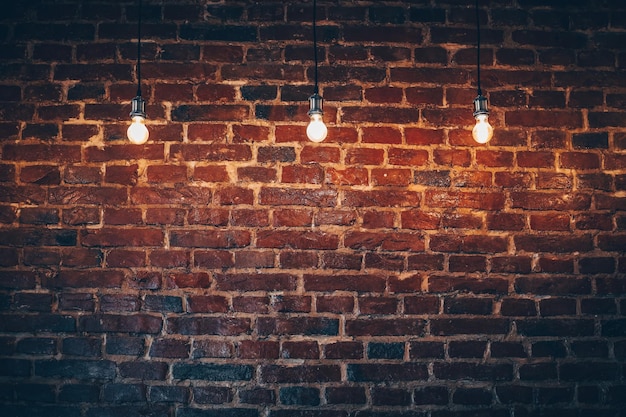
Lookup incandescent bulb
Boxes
[472,114,493,144]
[127,116,149,145]
[306,113,327,142]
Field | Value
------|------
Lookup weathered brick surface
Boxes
[0,1,625,415]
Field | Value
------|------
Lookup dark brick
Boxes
[239,388,276,405]
[433,362,512,381]
[326,387,367,404]
[193,386,234,404]
[119,361,168,380]
[261,365,341,383]
[367,342,404,359]
[173,363,253,381]
[414,386,448,405]
[59,384,100,403]
[35,359,116,379]
[452,387,492,405]
[371,387,411,406]
[347,363,428,382]
[279,386,320,406]
[103,383,146,403]
[147,386,189,403]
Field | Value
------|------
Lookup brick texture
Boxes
[0,1,625,416]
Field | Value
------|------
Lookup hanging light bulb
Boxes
[127,0,149,144]
[472,94,493,144]
[307,93,327,143]
[127,96,149,144]
[305,0,328,143]
[470,0,493,145]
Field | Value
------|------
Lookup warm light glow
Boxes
[306,113,327,142]
[472,114,493,144]
[127,116,149,144]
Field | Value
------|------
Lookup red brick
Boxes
[433,149,471,167]
[345,148,384,165]
[343,106,420,124]
[238,341,279,359]
[188,209,229,226]
[491,255,533,273]
[426,190,505,210]
[538,256,575,273]
[3,144,79,162]
[362,210,395,229]
[516,234,594,253]
[405,128,445,145]
[259,187,337,207]
[187,296,228,313]
[531,130,567,148]
[371,168,412,186]
[233,296,270,313]
[237,166,277,183]
[574,213,613,230]
[345,231,425,251]
[281,341,320,359]
[537,172,572,189]
[475,150,514,167]
[517,151,555,168]
[343,190,420,207]
[325,168,368,186]
[346,318,425,336]
[86,143,164,161]
[451,170,492,187]
[257,230,339,250]
[201,44,243,62]
[63,166,102,184]
[406,87,444,106]
[167,317,250,336]
[511,192,591,210]
[301,146,341,164]
[170,144,251,161]
[401,210,441,230]
[362,127,403,144]
[560,152,601,169]
[214,186,254,205]
[150,339,190,359]
[196,84,237,102]
[187,123,228,142]
[106,249,145,268]
[316,296,355,313]
[388,148,429,166]
[153,83,193,102]
[145,209,185,226]
[103,208,142,226]
[281,165,324,184]
[597,234,626,251]
[81,228,163,247]
[274,209,313,227]
[365,86,403,103]
[530,213,571,231]
[147,165,188,183]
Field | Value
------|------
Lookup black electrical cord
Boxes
[475,0,482,96]
[136,0,142,97]
[313,0,319,95]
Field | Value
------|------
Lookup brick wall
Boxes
[1,0,625,416]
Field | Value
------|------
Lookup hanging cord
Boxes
[136,0,142,97]
[313,0,319,95]
[475,0,482,96]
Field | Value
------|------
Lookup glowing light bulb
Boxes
[127,115,149,144]
[472,114,493,144]
[306,93,327,142]
[307,113,327,142]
